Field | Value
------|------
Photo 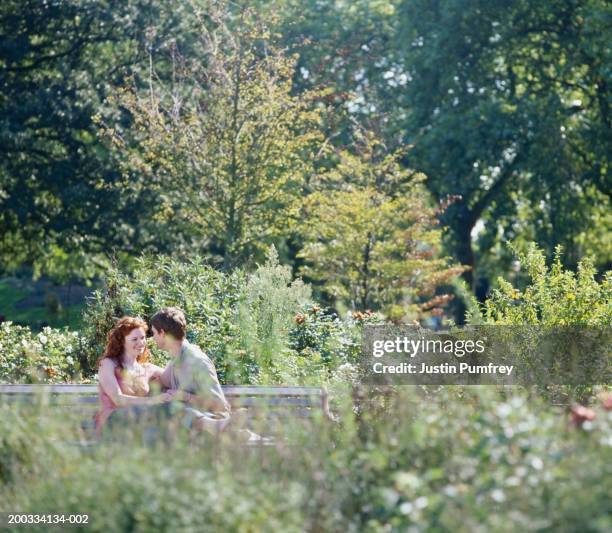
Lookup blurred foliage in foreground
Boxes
[0,387,610,531]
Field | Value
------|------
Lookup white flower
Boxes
[443,485,458,497]
[399,502,413,515]
[491,489,506,502]
[414,496,428,509]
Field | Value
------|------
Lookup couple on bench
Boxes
[95,307,233,439]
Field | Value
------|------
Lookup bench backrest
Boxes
[0,384,330,418]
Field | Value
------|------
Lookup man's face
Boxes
[151,326,166,349]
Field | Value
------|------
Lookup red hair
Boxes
[98,316,151,369]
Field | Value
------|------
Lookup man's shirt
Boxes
[165,340,230,415]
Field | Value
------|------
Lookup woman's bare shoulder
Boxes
[98,358,118,371]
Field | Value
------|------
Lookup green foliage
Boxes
[342,387,612,531]
[396,0,612,282]
[0,404,76,486]
[289,306,382,381]
[0,0,183,280]
[299,132,466,319]
[2,0,609,300]
[237,246,312,382]
[99,4,327,268]
[0,323,84,383]
[248,0,400,144]
[471,244,612,402]
[481,244,611,326]
[1,387,611,531]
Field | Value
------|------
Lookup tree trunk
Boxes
[449,203,476,289]
[455,224,475,290]
[360,234,373,310]
[451,209,477,325]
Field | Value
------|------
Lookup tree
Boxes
[0,0,209,280]
[100,5,327,268]
[235,0,410,185]
[298,131,466,320]
[395,0,611,289]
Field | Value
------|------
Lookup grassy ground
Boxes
[0,278,91,331]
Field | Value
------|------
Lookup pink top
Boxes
[94,362,152,436]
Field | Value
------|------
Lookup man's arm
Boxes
[166,389,228,412]
[158,363,173,390]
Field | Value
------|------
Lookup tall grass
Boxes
[1,387,610,532]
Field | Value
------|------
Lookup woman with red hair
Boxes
[95,316,172,436]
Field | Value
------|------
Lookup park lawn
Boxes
[0,278,86,330]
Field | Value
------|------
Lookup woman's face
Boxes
[124,327,147,359]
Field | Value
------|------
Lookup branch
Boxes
[470,146,527,221]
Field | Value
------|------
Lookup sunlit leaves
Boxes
[298,134,467,319]
[101,6,327,267]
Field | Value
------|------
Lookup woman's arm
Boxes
[145,363,166,394]
[99,359,171,407]
[145,363,165,380]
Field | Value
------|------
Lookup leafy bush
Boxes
[471,244,611,402]
[236,246,312,383]
[0,322,85,383]
[287,306,384,385]
[479,244,611,326]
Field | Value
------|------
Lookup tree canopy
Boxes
[99,7,327,268]
[0,0,609,321]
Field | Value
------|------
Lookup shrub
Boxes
[235,246,312,383]
[0,322,85,383]
[471,244,611,402]
[287,306,384,385]
[479,244,611,326]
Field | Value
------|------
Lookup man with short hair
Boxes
[150,307,231,435]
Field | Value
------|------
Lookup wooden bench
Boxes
[0,384,332,442]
